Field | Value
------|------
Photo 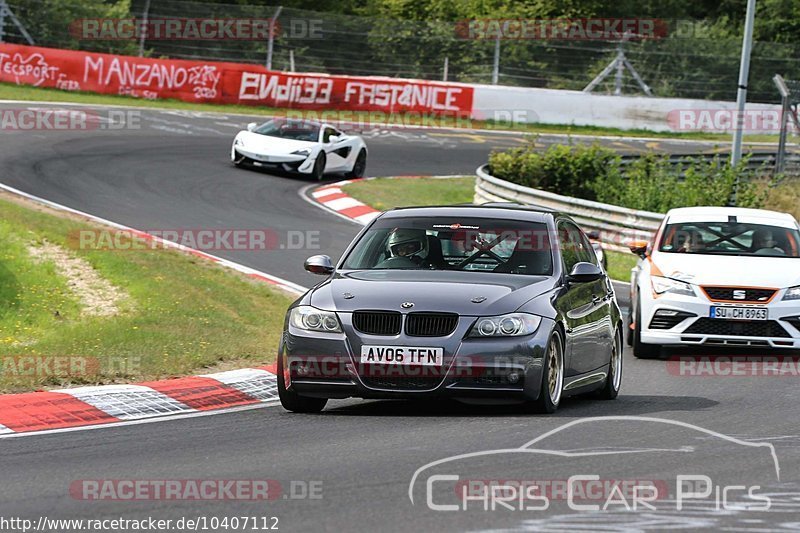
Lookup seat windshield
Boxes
[658,221,800,257]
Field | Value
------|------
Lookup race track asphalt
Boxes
[1,103,799,532]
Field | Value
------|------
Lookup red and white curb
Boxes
[0,365,279,436]
[0,182,312,436]
[309,179,381,225]
[309,175,461,225]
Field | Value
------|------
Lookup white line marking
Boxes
[298,182,365,226]
[200,368,275,382]
[311,187,342,198]
[354,212,381,224]
[323,196,364,211]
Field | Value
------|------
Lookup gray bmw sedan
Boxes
[278,204,623,414]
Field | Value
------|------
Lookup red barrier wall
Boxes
[0,44,473,115]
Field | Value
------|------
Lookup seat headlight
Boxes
[783,285,800,301]
[291,148,312,157]
[468,313,541,337]
[651,276,695,297]
[289,306,342,333]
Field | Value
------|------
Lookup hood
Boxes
[308,270,556,316]
[237,131,316,154]
[651,252,800,289]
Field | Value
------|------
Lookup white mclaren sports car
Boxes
[231,118,367,180]
[628,206,800,358]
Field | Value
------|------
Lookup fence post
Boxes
[773,74,791,176]
[614,41,625,95]
[266,5,283,70]
[137,0,150,57]
[0,1,6,43]
[491,35,499,84]
[289,49,295,72]
[443,56,448,82]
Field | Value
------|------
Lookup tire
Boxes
[633,296,660,359]
[597,328,623,400]
[312,152,326,181]
[527,331,565,414]
[277,354,327,414]
[346,149,367,179]
[626,307,634,346]
[231,149,245,168]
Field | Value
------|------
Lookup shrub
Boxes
[488,142,770,213]
[763,179,800,220]
[488,141,620,201]
[595,155,769,212]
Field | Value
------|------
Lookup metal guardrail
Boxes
[619,152,800,176]
[474,165,664,253]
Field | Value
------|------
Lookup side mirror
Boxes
[304,255,334,275]
[327,135,341,143]
[246,122,258,132]
[567,262,603,283]
[627,240,649,258]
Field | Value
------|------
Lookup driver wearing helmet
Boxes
[380,228,429,267]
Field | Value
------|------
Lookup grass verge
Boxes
[604,250,638,283]
[343,176,638,281]
[0,82,779,142]
[343,177,475,210]
[0,192,294,393]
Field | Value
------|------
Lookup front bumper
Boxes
[640,291,800,349]
[280,318,554,401]
[232,148,316,174]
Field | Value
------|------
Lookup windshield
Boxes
[659,221,800,257]
[253,119,320,142]
[341,217,554,275]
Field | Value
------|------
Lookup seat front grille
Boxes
[702,287,776,302]
[684,318,790,338]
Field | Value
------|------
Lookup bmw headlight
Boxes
[651,276,695,297]
[783,285,800,301]
[468,313,542,338]
[291,148,312,157]
[289,306,342,333]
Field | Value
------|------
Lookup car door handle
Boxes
[592,295,602,305]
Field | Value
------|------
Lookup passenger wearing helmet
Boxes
[376,228,429,268]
